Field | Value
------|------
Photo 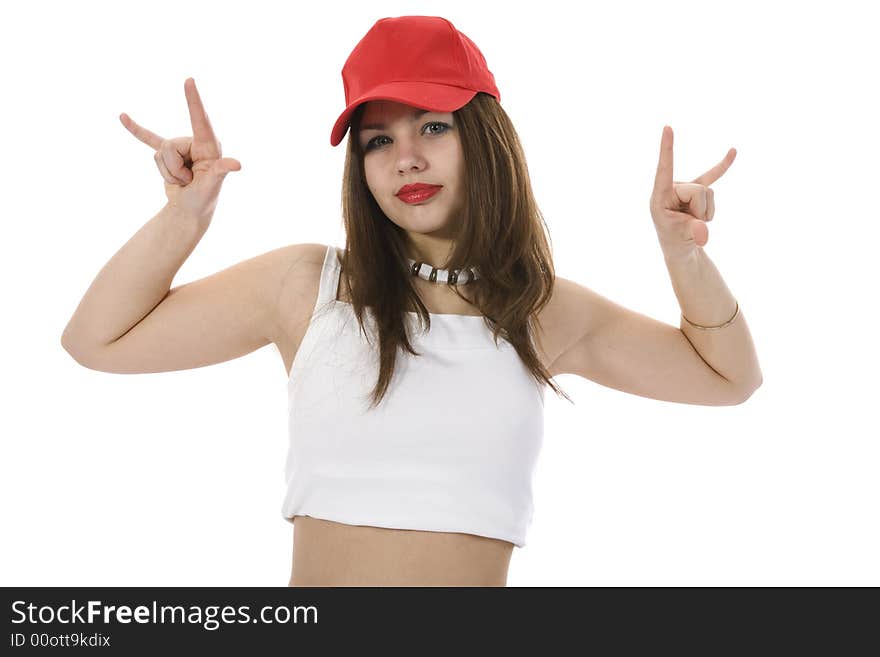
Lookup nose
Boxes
[395,138,427,173]
[398,160,425,174]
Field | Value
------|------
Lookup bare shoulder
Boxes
[534,275,607,375]
[272,243,333,375]
[273,242,331,332]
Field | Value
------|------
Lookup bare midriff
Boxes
[288,516,514,587]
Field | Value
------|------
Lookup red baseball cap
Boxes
[330,16,501,147]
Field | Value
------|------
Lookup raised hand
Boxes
[120,78,242,220]
[649,126,736,261]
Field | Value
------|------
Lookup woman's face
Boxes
[357,100,465,240]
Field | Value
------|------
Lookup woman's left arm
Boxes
[664,247,762,393]
[651,125,762,395]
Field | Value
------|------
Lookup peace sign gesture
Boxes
[650,126,736,261]
[119,78,241,220]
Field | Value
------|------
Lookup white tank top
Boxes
[281,245,546,547]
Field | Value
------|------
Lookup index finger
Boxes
[652,125,674,198]
[184,78,218,144]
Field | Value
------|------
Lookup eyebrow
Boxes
[360,109,432,132]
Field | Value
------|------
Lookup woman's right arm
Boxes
[60,204,309,373]
[60,77,310,374]
[61,202,208,359]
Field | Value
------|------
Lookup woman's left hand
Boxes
[649,125,736,261]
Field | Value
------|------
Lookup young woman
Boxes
[61,16,762,587]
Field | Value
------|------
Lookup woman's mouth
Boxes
[396,186,442,204]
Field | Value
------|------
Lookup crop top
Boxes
[281,244,546,548]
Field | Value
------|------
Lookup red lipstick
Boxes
[396,183,443,204]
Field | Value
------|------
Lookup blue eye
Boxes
[364,122,450,151]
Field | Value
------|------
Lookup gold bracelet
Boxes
[681,299,740,330]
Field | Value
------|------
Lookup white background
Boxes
[2,0,877,586]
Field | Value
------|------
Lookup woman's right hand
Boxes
[119,77,242,220]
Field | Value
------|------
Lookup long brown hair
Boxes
[338,92,572,410]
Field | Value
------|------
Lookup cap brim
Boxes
[330,81,478,147]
